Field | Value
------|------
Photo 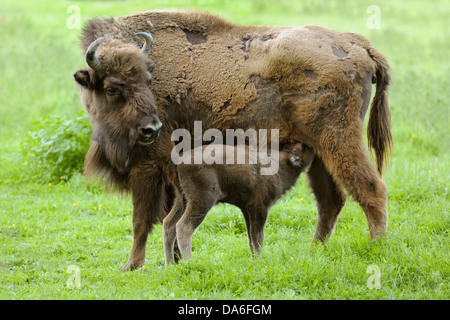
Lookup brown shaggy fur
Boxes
[163,143,314,265]
[75,10,392,271]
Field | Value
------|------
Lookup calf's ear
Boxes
[74,69,95,89]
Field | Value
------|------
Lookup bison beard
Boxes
[76,10,392,271]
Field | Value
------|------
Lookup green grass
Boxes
[0,0,449,299]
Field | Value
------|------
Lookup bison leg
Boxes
[242,206,268,255]
[121,208,151,272]
[307,156,347,243]
[121,169,166,272]
[351,169,388,240]
[162,189,185,266]
[240,208,256,253]
[301,83,388,240]
[320,141,388,240]
[162,185,182,264]
[240,208,252,248]
[176,194,216,261]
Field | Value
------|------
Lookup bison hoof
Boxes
[120,261,144,272]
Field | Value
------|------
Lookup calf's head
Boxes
[74,33,161,173]
[282,143,315,173]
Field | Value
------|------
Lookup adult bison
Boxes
[73,10,392,271]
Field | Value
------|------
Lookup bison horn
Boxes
[85,36,105,73]
[136,32,153,55]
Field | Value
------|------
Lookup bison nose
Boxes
[139,123,161,136]
[137,119,162,145]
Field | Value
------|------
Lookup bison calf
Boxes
[163,143,314,265]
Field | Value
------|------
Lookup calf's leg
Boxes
[176,194,216,261]
[162,189,185,266]
[242,206,268,254]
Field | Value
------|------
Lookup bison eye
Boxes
[106,87,118,96]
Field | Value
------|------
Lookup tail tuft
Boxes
[367,48,392,176]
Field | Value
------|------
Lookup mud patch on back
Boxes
[241,32,277,54]
[182,29,207,45]
[332,46,348,58]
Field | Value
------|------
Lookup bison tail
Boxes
[367,48,392,176]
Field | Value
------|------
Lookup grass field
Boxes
[0,0,449,300]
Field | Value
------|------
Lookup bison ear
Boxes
[74,69,95,89]
[146,60,155,73]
